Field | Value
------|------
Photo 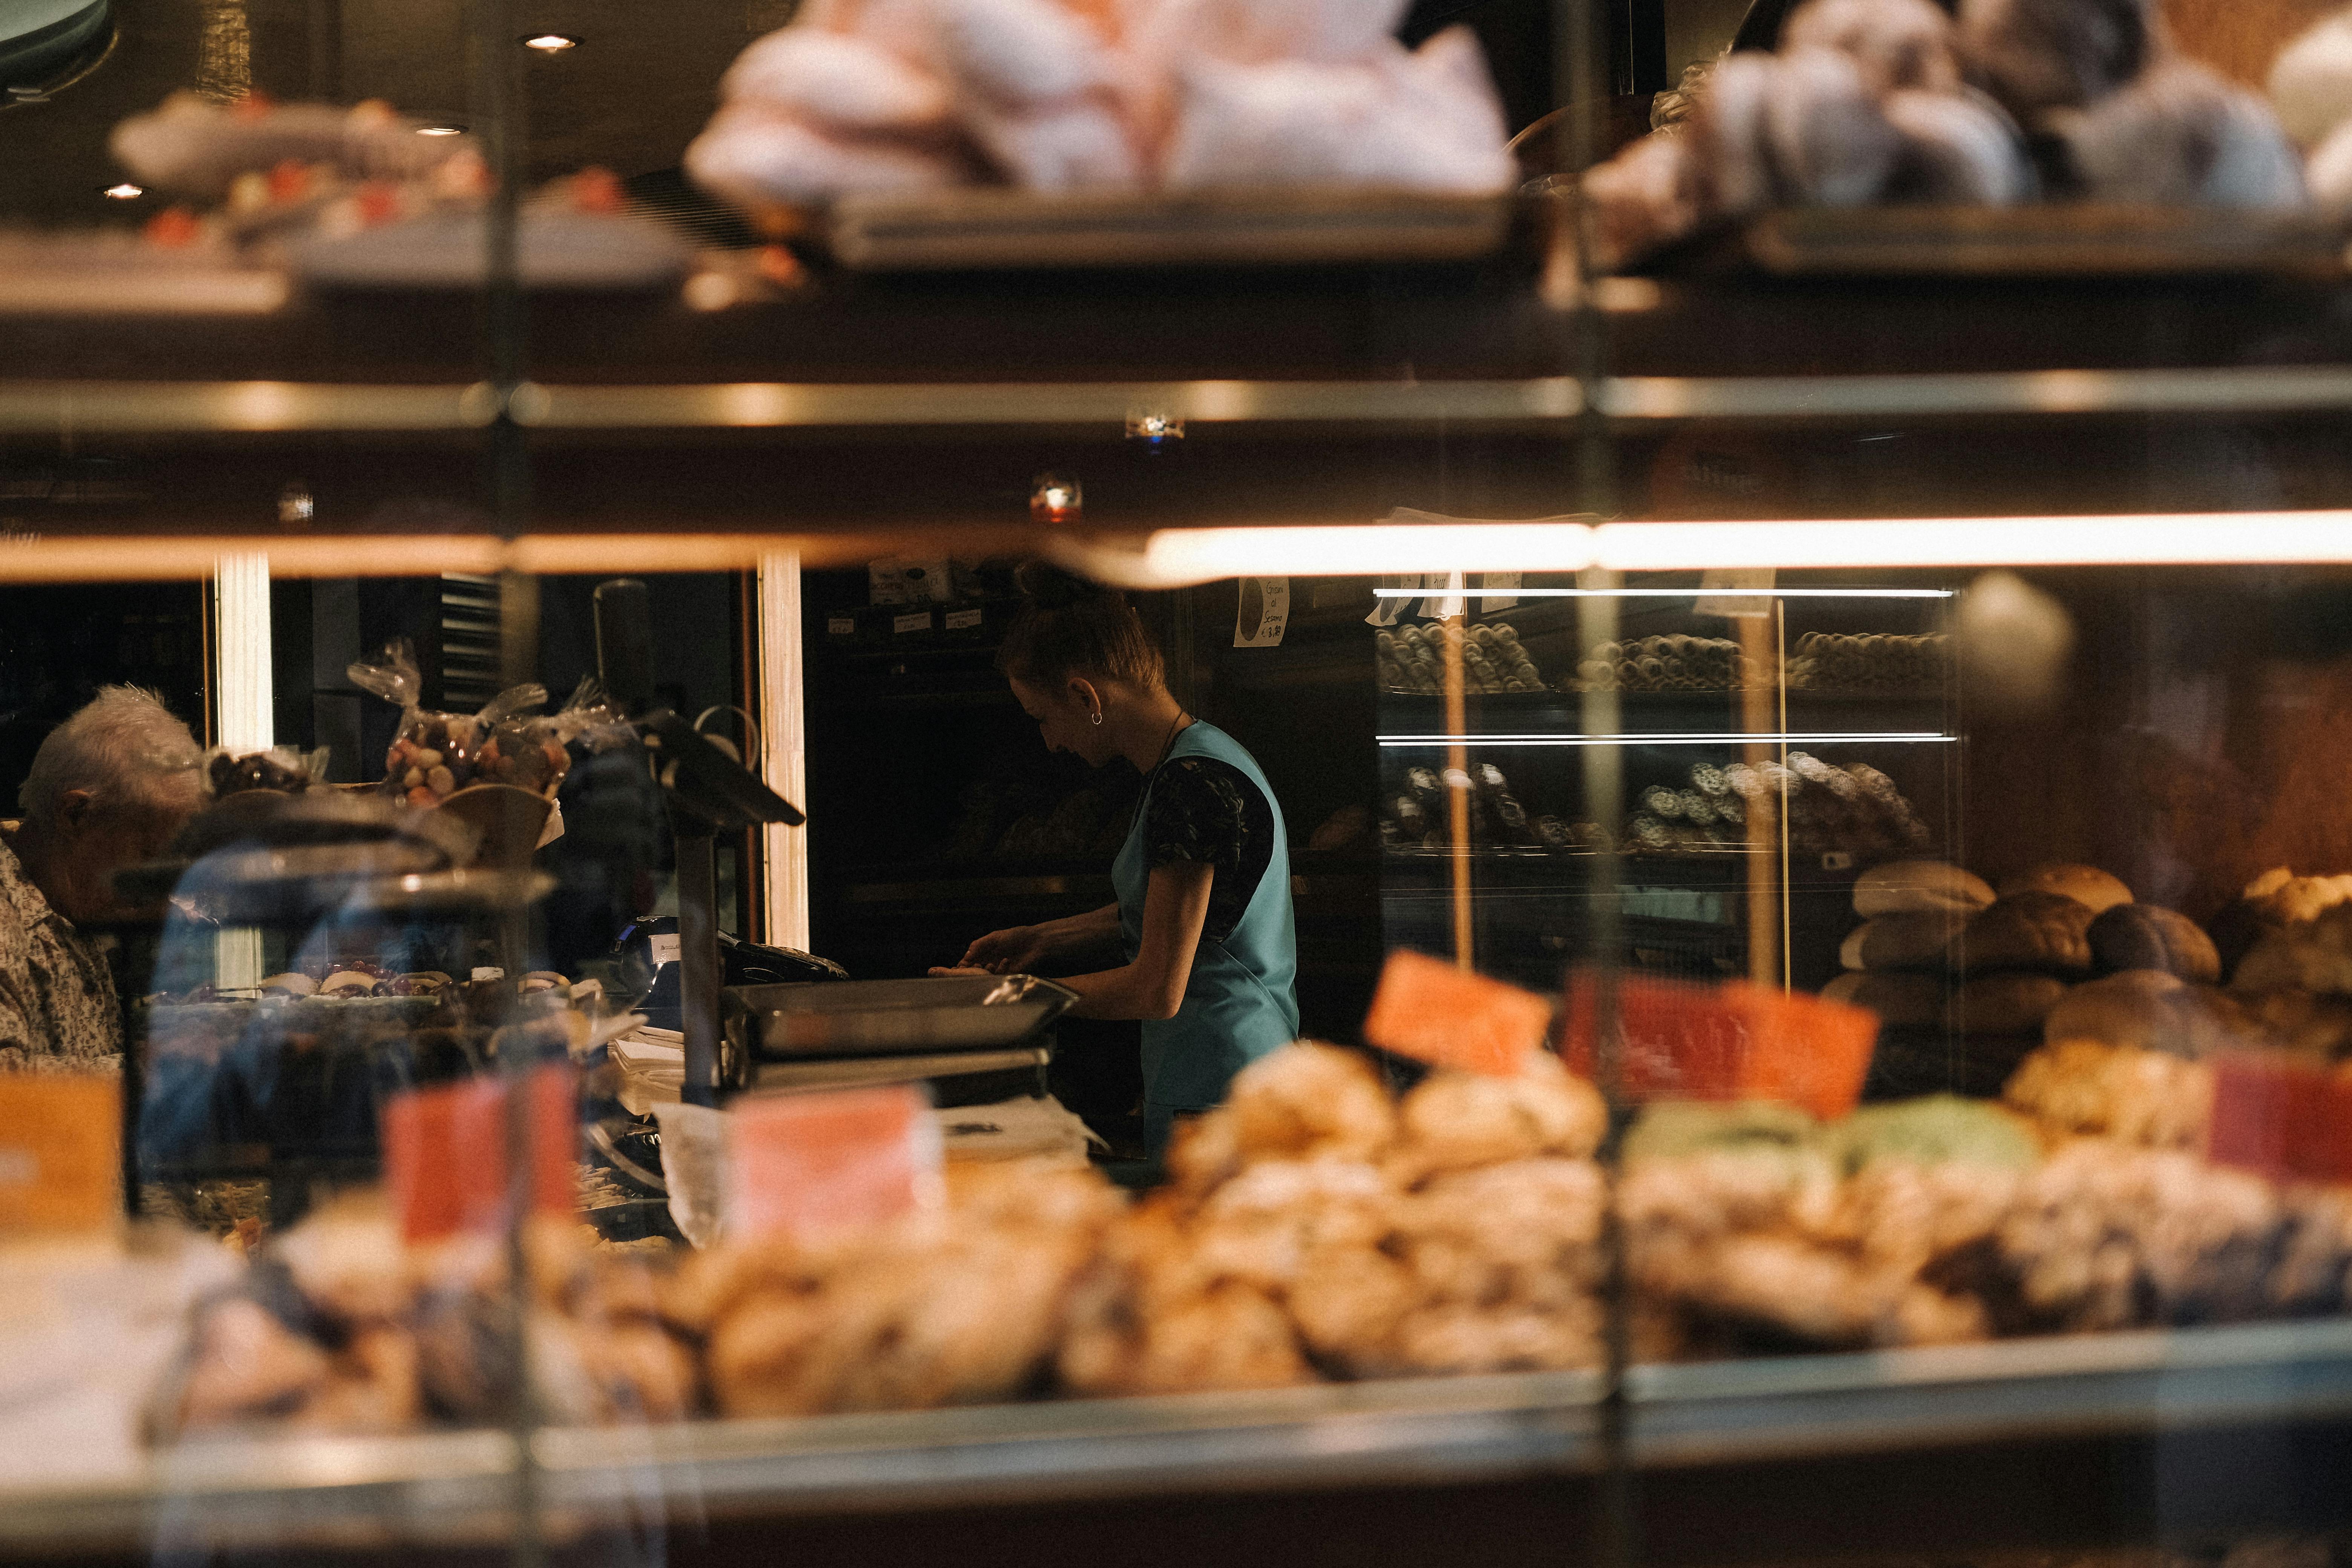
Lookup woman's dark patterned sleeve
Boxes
[1144,759,1249,871]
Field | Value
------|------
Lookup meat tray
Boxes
[729,974,1079,1059]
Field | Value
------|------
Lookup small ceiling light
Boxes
[416,125,462,136]
[521,32,579,51]
[102,183,144,199]
[1031,473,1081,526]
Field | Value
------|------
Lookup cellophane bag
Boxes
[202,744,332,798]
[348,639,549,807]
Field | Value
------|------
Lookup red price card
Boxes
[2207,1054,2352,1185]
[1560,972,1879,1120]
[382,1064,578,1245]
[0,1075,118,1234]
[1361,949,1556,1076]
[727,1085,941,1245]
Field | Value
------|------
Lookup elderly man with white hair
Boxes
[2,687,204,1071]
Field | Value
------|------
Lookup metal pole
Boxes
[676,825,723,1107]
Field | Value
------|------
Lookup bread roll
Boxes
[1995,862,2131,914]
[1951,891,2097,975]
[1841,909,1969,971]
[1821,970,1944,1028]
[2043,968,2186,1052]
[2087,903,2220,983]
[1854,859,1995,917]
[1947,972,2069,1035]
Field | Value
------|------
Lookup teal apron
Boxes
[1112,721,1299,1152]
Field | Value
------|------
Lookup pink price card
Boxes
[381,1063,579,1245]
[2207,1053,2352,1185]
[726,1084,942,1245]
[1361,949,1556,1076]
[1559,971,1879,1121]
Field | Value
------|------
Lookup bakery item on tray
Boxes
[1946,972,2069,1035]
[2088,903,2221,982]
[1995,862,2132,915]
[1821,970,1944,1028]
[1854,859,1995,917]
[1949,890,2098,975]
[1841,908,1970,971]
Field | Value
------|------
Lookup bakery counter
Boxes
[18,1320,2352,1562]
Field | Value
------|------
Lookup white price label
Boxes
[827,615,856,636]
[945,608,983,631]
[648,934,681,967]
[893,611,932,635]
[1233,577,1291,648]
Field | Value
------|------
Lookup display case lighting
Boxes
[1057,511,2352,587]
[1367,587,1955,599]
[101,183,144,199]
[521,32,579,51]
[1378,732,1957,748]
[416,126,462,136]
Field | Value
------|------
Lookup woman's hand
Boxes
[955,925,1049,975]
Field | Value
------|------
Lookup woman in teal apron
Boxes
[937,565,1299,1153]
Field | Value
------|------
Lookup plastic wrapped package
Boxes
[347,639,550,807]
[202,745,331,798]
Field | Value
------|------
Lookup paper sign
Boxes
[1559,972,1877,1120]
[727,1085,942,1245]
[648,933,681,967]
[945,608,983,631]
[893,611,932,635]
[382,1064,578,1244]
[1695,568,1776,619]
[827,616,855,637]
[1233,578,1291,648]
[2207,1054,2352,1184]
[1479,573,1522,614]
[0,1075,118,1233]
[1361,949,1555,1076]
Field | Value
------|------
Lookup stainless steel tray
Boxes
[731,975,1079,1060]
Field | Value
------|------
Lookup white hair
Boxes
[17,686,202,827]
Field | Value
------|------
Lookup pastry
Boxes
[1949,891,2098,975]
[1956,0,2161,120]
[2233,903,2352,995]
[2240,866,2352,928]
[1854,860,1995,917]
[1995,863,2132,914]
[1841,909,1969,971]
[1822,970,1945,1029]
[2088,904,2220,982]
[1222,1041,1397,1165]
[1766,47,1905,206]
[2269,8,2352,146]
[2057,60,2307,208]
[1387,1051,1606,1182]
[2003,1038,2214,1148]
[1782,0,1963,95]
[1883,87,2035,203]
[2043,968,2187,1050]
[1946,972,2069,1034]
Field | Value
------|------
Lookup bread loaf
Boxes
[1946,972,2068,1035]
[2088,904,2220,983]
[1853,859,1995,917]
[1821,969,1944,1028]
[1995,863,2131,915]
[1950,891,2097,976]
[1841,910,1969,971]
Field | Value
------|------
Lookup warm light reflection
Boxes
[1378,732,1956,747]
[1056,511,2352,587]
[1367,587,1954,599]
[101,183,144,199]
[521,32,579,50]
[416,126,462,136]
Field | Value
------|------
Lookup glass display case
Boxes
[14,0,2352,1562]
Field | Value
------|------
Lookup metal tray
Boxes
[730,975,1078,1060]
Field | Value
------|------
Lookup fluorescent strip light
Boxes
[1379,732,1954,747]
[1367,587,1955,599]
[1594,513,2352,571]
[1060,511,2352,587]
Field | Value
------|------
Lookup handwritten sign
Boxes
[1361,949,1554,1076]
[2207,1054,2352,1185]
[0,1075,118,1233]
[1560,972,1878,1120]
[727,1085,942,1245]
[381,1064,577,1244]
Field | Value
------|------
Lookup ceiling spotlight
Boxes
[416,125,462,136]
[521,32,579,51]
[101,183,144,199]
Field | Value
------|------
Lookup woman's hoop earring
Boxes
[1089,711,1104,726]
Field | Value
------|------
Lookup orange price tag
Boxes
[0,1074,118,1234]
[727,1085,940,1245]
[1560,972,1879,1120]
[1361,949,1556,1076]
[381,1064,578,1245]
[2207,1054,2352,1185]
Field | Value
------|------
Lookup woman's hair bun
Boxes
[1015,561,1118,612]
